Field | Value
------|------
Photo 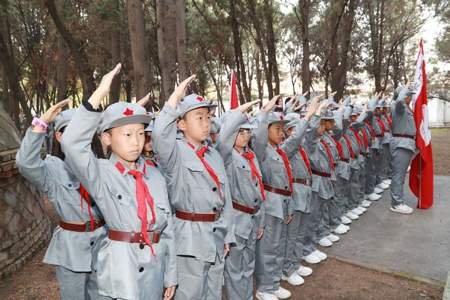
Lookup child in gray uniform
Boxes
[61,64,177,300]
[153,75,235,300]
[16,101,107,300]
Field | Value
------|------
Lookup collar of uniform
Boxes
[181,137,209,152]
[110,153,148,179]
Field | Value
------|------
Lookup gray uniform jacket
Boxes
[303,116,335,200]
[380,115,392,145]
[390,98,416,152]
[153,104,236,263]
[61,105,177,300]
[253,112,309,219]
[290,141,313,213]
[16,128,106,272]
[216,110,265,238]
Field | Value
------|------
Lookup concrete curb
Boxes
[330,255,446,288]
[443,272,450,300]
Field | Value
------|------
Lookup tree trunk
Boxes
[263,0,280,95]
[156,0,177,103]
[126,0,152,102]
[55,36,68,101]
[109,30,121,103]
[299,0,312,95]
[176,0,189,81]
[44,0,95,100]
[230,0,251,103]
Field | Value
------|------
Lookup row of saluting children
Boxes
[17,63,402,300]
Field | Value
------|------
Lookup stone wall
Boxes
[0,109,52,278]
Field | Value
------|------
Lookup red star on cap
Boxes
[196,96,205,102]
[123,108,134,116]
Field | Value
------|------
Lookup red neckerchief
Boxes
[298,146,312,176]
[115,162,157,256]
[387,115,393,127]
[275,146,293,192]
[188,143,222,198]
[364,121,376,138]
[320,139,335,170]
[349,128,364,153]
[376,116,386,136]
[240,150,266,201]
[360,128,369,149]
[342,134,355,159]
[79,184,95,231]
[331,136,345,160]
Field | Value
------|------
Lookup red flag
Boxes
[409,39,434,209]
[230,70,239,109]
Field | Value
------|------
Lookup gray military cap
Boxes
[283,112,301,130]
[320,108,335,120]
[351,105,363,116]
[268,111,289,125]
[99,102,151,133]
[54,109,76,132]
[396,85,415,102]
[177,93,217,117]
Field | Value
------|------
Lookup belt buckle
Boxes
[306,179,312,186]
[85,221,91,232]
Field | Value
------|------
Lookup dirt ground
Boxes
[431,128,450,176]
[0,128,448,300]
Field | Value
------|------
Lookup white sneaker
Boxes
[346,211,359,220]
[368,193,381,201]
[282,272,305,286]
[351,208,364,215]
[327,233,340,242]
[313,249,328,261]
[378,182,390,189]
[358,206,367,212]
[390,203,413,214]
[319,237,333,247]
[383,179,392,185]
[273,287,292,299]
[361,200,372,207]
[303,252,321,264]
[334,224,349,234]
[297,265,313,277]
[255,291,278,300]
[374,187,384,194]
[341,215,352,224]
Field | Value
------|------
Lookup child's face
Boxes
[235,129,251,148]
[210,133,219,144]
[102,123,145,163]
[375,107,381,115]
[268,122,285,145]
[323,119,335,131]
[350,115,357,123]
[178,107,211,144]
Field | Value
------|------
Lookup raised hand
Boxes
[137,92,151,107]
[262,95,281,112]
[88,63,122,109]
[239,100,261,113]
[305,94,323,120]
[33,99,71,133]
[167,75,196,108]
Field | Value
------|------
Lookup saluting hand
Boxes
[304,94,323,120]
[33,99,71,133]
[262,95,281,112]
[88,63,122,109]
[137,92,151,107]
[167,75,196,109]
[239,100,261,113]
[164,286,176,300]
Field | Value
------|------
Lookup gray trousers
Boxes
[380,143,392,180]
[255,214,287,293]
[348,167,363,209]
[366,150,380,194]
[55,266,108,300]
[359,157,368,195]
[175,255,224,300]
[390,147,414,207]
[224,233,257,300]
[330,178,349,225]
[307,192,328,244]
[301,202,319,256]
[282,211,304,276]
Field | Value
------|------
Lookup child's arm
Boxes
[252,96,279,161]
[61,64,121,198]
[153,76,195,179]
[16,100,71,191]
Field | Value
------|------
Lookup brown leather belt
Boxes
[175,210,221,222]
[293,178,311,186]
[393,134,415,140]
[108,229,160,244]
[232,201,259,214]
[59,220,105,232]
[340,158,349,163]
[375,134,384,137]
[311,169,331,177]
[263,184,292,196]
